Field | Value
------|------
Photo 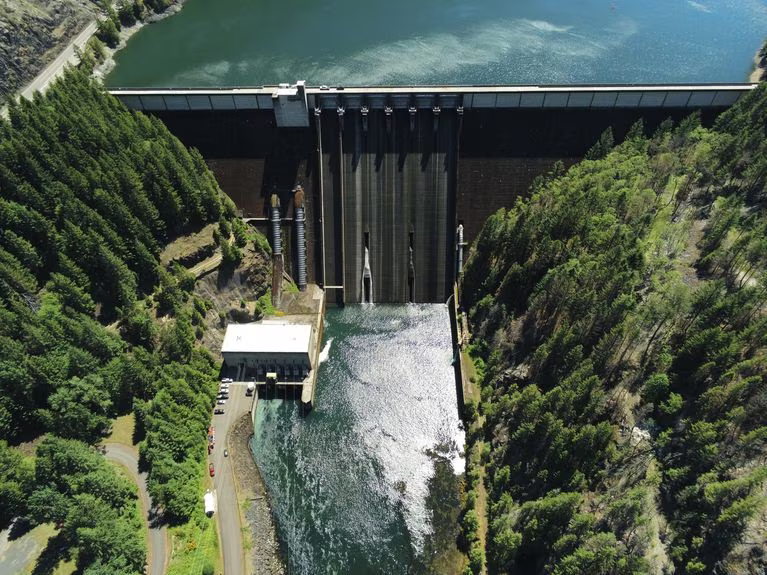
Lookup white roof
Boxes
[204,491,215,513]
[221,323,311,355]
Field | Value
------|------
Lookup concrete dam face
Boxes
[318,108,456,304]
[112,84,754,303]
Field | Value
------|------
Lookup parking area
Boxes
[208,381,254,575]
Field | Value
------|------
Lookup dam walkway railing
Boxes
[110,82,756,115]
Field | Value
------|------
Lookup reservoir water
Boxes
[250,305,465,574]
[106,0,767,87]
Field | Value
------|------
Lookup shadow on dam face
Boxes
[149,105,728,303]
[319,108,456,305]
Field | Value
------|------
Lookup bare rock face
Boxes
[194,244,271,357]
[0,0,98,102]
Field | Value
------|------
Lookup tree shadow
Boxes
[31,530,73,575]
[7,517,33,540]
[132,419,146,445]
[216,262,236,288]
[148,507,167,530]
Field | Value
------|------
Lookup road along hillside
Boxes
[103,443,169,575]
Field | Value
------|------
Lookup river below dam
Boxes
[106,0,767,87]
[250,304,465,574]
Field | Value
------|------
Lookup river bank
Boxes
[92,1,187,83]
[229,413,285,575]
[749,43,765,82]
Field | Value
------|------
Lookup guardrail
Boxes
[109,82,757,112]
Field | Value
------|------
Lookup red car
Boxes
[209,463,215,477]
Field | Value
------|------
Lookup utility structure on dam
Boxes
[111,82,756,304]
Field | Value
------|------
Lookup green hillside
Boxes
[461,84,767,575]
[0,69,257,574]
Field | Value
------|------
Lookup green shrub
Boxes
[218,218,232,239]
[468,541,485,573]
[117,1,137,26]
[254,293,276,319]
[463,509,479,544]
[96,18,120,48]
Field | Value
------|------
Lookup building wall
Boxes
[222,351,311,375]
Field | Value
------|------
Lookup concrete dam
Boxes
[111,83,755,304]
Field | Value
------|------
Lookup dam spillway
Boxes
[111,83,755,303]
[317,104,455,304]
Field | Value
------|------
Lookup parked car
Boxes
[214,408,224,415]
[209,463,215,477]
[221,378,233,383]
[224,449,229,457]
[217,399,226,404]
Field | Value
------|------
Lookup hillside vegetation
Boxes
[0,70,265,573]
[461,83,767,575]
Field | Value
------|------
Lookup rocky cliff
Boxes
[0,0,98,102]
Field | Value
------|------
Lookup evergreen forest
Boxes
[0,69,251,574]
[460,81,767,574]
[2,51,767,575]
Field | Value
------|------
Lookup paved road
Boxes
[20,21,98,100]
[211,382,252,575]
[103,444,168,575]
[0,521,45,575]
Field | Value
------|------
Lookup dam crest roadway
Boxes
[110,82,755,112]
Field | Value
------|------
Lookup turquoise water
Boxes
[249,305,464,574]
[107,0,767,86]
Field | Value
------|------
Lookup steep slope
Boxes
[0,69,272,574]
[461,83,767,575]
[0,0,98,101]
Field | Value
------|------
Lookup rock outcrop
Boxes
[0,0,98,102]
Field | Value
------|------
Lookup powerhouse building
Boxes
[221,322,313,379]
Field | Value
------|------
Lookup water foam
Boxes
[687,0,712,13]
[341,306,464,550]
[318,337,333,364]
[173,59,231,84]
[283,16,637,85]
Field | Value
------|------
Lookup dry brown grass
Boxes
[105,413,136,448]
[160,223,217,266]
